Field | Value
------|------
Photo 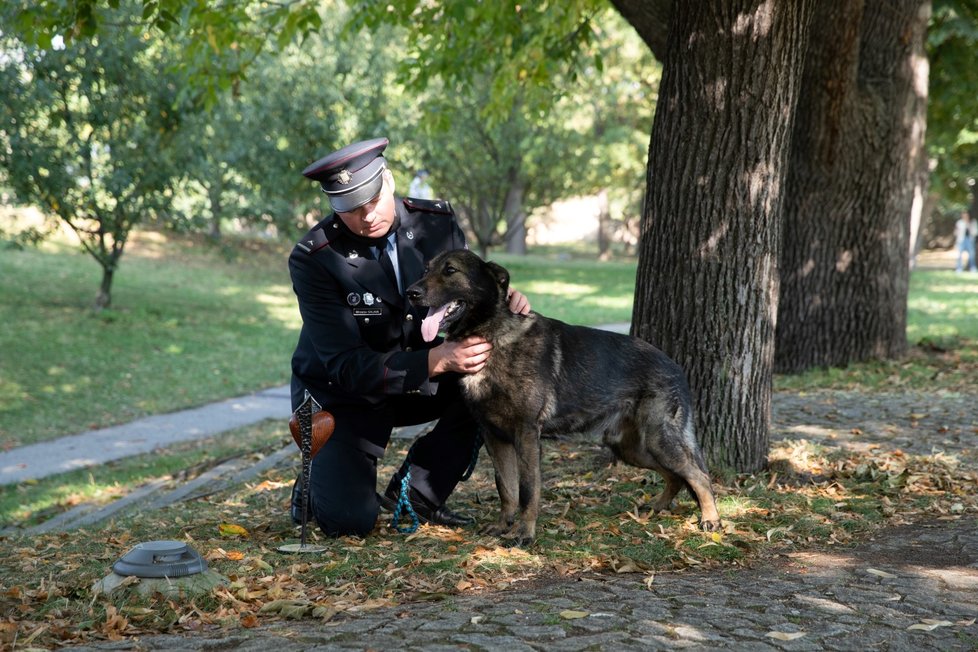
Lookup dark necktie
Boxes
[377,243,398,290]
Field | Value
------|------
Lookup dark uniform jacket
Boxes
[289,196,466,410]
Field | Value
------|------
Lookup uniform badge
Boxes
[363,293,375,306]
[406,231,414,240]
[348,250,359,259]
[337,169,353,185]
[347,292,361,306]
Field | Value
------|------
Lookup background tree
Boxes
[171,10,408,240]
[629,1,814,472]
[0,25,186,309]
[775,1,930,373]
[927,0,978,228]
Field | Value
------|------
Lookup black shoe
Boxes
[379,487,474,527]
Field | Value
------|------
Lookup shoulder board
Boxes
[295,224,331,255]
[402,196,453,215]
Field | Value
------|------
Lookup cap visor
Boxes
[327,175,384,213]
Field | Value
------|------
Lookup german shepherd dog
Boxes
[407,249,721,545]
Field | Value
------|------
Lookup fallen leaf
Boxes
[766,631,805,641]
[866,568,897,579]
[240,613,259,628]
[218,523,249,538]
[559,610,589,620]
[908,620,953,631]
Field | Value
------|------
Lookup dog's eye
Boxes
[444,265,457,275]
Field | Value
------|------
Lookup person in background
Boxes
[408,168,433,199]
[288,137,530,537]
[954,211,977,273]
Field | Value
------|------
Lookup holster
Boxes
[289,409,336,459]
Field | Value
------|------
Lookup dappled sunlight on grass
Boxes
[523,280,598,296]
[907,269,978,342]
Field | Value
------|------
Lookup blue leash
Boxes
[390,432,483,534]
[390,468,420,534]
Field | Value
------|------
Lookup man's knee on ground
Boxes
[314,498,379,537]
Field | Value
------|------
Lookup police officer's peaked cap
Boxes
[302,137,389,213]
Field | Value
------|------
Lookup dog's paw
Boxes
[498,522,536,547]
[480,521,512,537]
[699,519,722,532]
[501,534,535,548]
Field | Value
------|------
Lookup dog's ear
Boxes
[486,261,510,292]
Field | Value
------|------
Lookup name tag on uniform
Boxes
[353,308,382,317]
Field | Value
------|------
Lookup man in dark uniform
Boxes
[289,137,529,537]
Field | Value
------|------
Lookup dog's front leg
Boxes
[505,426,542,546]
[481,435,519,537]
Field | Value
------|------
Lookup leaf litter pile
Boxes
[2,431,977,649]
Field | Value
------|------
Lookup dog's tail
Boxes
[680,412,711,506]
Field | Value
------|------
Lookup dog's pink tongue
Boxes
[421,304,450,342]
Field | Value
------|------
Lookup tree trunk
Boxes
[208,182,223,240]
[631,0,814,474]
[95,266,114,310]
[503,180,528,255]
[776,0,929,372]
[596,189,611,258]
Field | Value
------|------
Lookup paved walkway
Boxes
[0,386,293,485]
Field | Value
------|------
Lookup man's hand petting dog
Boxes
[429,336,493,375]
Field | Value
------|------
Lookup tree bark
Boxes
[631,0,814,473]
[776,1,929,372]
[504,179,528,255]
[96,267,114,310]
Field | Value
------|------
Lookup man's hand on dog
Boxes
[429,336,493,375]
[507,288,531,315]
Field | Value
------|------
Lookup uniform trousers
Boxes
[294,377,479,537]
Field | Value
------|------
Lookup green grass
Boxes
[491,252,636,326]
[775,268,978,392]
[0,230,299,448]
[0,419,289,529]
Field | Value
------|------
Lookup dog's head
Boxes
[406,249,510,342]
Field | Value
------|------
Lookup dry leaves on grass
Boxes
[4,433,978,649]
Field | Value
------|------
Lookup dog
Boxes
[407,249,721,545]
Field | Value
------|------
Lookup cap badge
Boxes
[406,231,414,240]
[363,293,375,306]
[348,250,359,259]
[347,292,361,306]
[336,169,353,185]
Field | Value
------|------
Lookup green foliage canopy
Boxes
[0,19,187,308]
